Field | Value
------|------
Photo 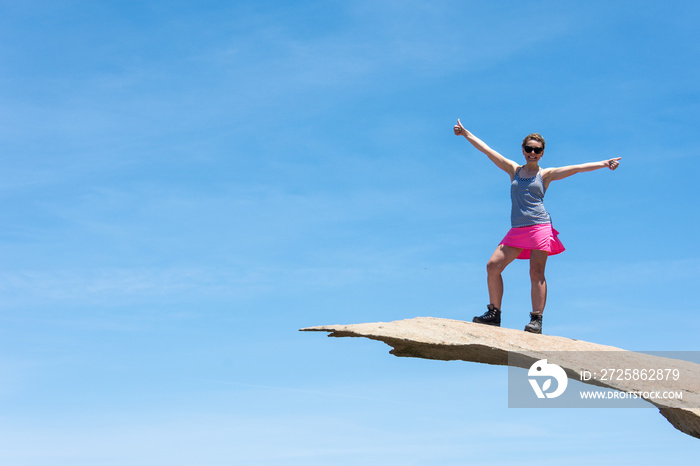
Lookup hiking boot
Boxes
[473,304,501,327]
[524,313,543,334]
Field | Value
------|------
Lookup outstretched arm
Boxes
[542,158,621,188]
[453,119,518,177]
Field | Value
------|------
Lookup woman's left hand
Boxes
[607,157,621,170]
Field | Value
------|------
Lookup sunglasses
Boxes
[523,145,543,154]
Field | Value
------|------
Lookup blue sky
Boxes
[1,0,699,464]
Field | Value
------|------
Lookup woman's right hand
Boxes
[454,119,466,136]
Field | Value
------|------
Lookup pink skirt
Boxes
[500,223,565,260]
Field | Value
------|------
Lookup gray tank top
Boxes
[510,167,552,227]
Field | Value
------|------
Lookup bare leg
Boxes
[486,245,523,309]
[529,249,549,314]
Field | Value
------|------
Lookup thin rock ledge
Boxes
[301,317,700,440]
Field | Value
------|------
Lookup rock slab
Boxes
[301,317,700,440]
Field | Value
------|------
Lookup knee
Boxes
[487,259,504,275]
[529,267,546,283]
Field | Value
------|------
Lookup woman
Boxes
[453,119,620,334]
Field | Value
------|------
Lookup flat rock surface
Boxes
[301,317,700,439]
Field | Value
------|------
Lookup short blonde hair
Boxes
[522,133,545,150]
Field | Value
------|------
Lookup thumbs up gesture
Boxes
[608,157,622,170]
[453,119,466,136]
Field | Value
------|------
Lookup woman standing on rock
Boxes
[453,119,620,334]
